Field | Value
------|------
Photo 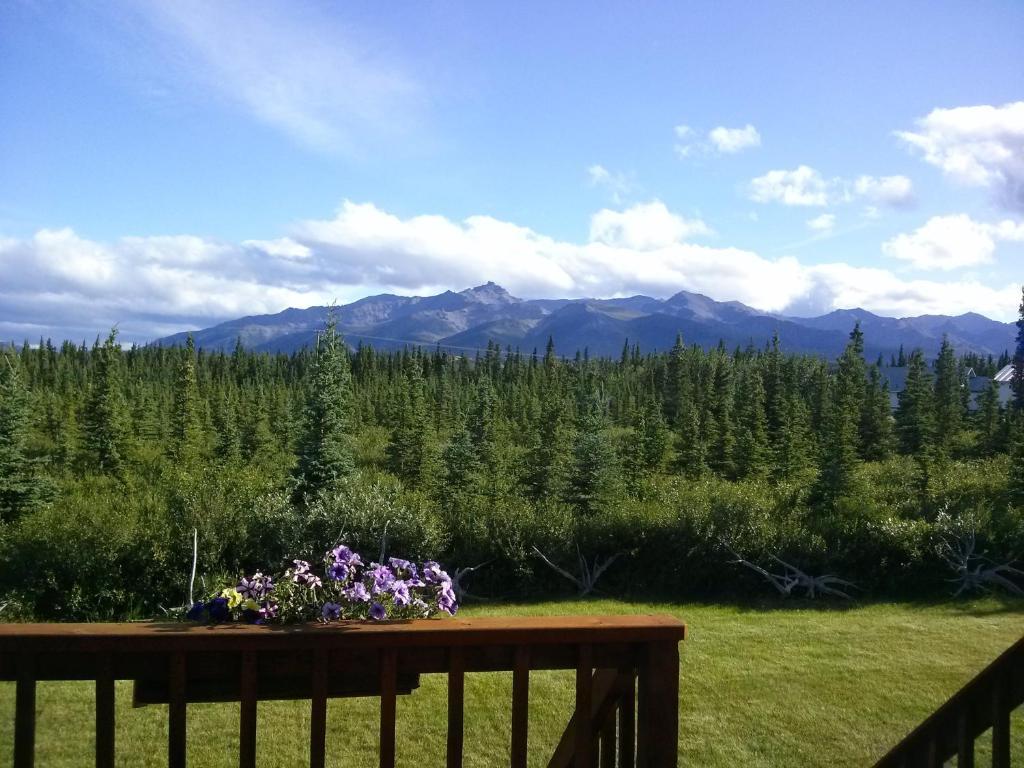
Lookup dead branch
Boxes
[532,543,622,596]
[724,542,857,599]
[938,527,1024,597]
[451,561,491,602]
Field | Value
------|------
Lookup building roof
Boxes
[993,364,1015,383]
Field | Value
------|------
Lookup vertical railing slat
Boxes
[239,651,258,768]
[955,708,973,768]
[638,641,679,768]
[14,652,35,768]
[310,648,328,768]
[168,651,187,768]
[447,647,465,768]
[991,675,1010,768]
[95,653,115,768]
[574,645,594,768]
[380,648,398,768]
[599,708,615,768]
[510,646,530,768]
[617,669,635,768]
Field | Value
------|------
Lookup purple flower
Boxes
[368,564,395,595]
[437,582,458,616]
[186,601,205,621]
[331,545,363,567]
[207,596,230,623]
[237,571,272,599]
[390,579,411,606]
[328,561,350,582]
[369,601,387,621]
[422,561,450,585]
[293,559,311,574]
[259,601,278,621]
[345,582,370,603]
[388,557,418,579]
[321,602,342,621]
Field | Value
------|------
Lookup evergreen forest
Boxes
[2,295,1024,620]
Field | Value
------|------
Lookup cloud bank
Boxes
[898,101,1024,212]
[2,201,1019,343]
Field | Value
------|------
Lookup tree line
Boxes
[1,291,1023,617]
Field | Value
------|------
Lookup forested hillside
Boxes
[1,306,1023,619]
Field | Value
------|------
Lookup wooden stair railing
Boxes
[0,615,686,768]
[874,635,1024,768]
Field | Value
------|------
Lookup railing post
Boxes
[574,645,594,768]
[310,648,327,768]
[168,652,187,768]
[511,646,530,768]
[991,674,1010,768]
[96,653,115,768]
[239,651,258,768]
[380,647,397,768]
[617,669,635,768]
[14,652,35,768]
[447,647,465,768]
[637,641,678,768]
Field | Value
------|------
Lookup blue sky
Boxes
[1,0,1022,342]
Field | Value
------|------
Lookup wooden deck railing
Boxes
[0,615,686,767]
[874,634,1024,768]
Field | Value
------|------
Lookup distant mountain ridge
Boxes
[154,282,1017,360]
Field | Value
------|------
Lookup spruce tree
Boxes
[734,365,769,479]
[707,354,736,477]
[895,350,934,454]
[565,394,621,515]
[1013,287,1024,412]
[523,394,571,502]
[80,329,129,474]
[213,392,241,463]
[932,336,964,451]
[814,325,867,507]
[975,379,1002,456]
[170,335,203,462]
[291,315,355,501]
[860,366,893,461]
[0,351,42,519]
[386,357,430,486]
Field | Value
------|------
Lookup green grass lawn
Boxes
[1,598,1022,766]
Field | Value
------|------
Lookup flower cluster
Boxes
[185,546,457,625]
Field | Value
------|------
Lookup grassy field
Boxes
[1,598,1022,766]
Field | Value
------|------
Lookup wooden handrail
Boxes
[1,615,686,768]
[873,634,1024,768]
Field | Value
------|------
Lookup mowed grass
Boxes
[1,598,1022,766]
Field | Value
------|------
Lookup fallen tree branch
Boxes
[723,542,857,599]
[532,543,622,596]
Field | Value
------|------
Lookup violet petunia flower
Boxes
[321,602,342,621]
[369,602,387,621]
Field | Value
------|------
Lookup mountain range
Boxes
[155,283,1017,360]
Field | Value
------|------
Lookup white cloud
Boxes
[675,123,761,157]
[897,102,1024,212]
[588,201,712,250]
[881,213,1024,271]
[673,125,697,158]
[882,214,995,270]
[852,175,915,207]
[806,214,836,232]
[750,167,916,209]
[115,1,420,153]
[708,124,761,153]
[749,166,830,206]
[2,202,1021,343]
[586,164,634,202]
